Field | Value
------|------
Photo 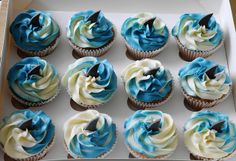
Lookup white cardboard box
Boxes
[0,0,236,160]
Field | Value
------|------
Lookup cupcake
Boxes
[0,110,55,161]
[67,10,115,58]
[64,109,117,158]
[10,9,60,57]
[62,57,117,110]
[7,57,60,107]
[121,13,169,60]
[124,110,178,159]
[184,110,236,160]
[179,57,232,111]
[121,59,173,109]
[172,13,223,61]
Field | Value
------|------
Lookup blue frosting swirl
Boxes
[124,110,178,158]
[184,111,236,157]
[67,10,114,48]
[10,9,60,51]
[172,13,223,50]
[62,57,117,105]
[0,110,55,158]
[7,57,60,103]
[122,59,173,102]
[121,13,169,51]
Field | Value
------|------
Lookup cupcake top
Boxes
[0,110,55,159]
[184,111,236,159]
[62,57,117,106]
[64,110,116,158]
[121,13,169,51]
[124,110,178,158]
[121,59,173,102]
[179,57,231,100]
[10,9,60,51]
[172,13,223,51]
[67,10,114,48]
[7,57,60,103]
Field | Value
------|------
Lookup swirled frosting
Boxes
[67,10,114,48]
[172,13,223,51]
[179,57,231,100]
[121,59,173,102]
[184,111,236,159]
[124,110,178,158]
[10,9,60,51]
[64,110,116,158]
[7,57,60,103]
[0,110,55,159]
[121,13,169,51]
[62,57,117,106]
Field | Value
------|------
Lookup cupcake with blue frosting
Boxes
[10,9,60,57]
[124,110,178,159]
[62,57,117,109]
[0,110,55,161]
[179,57,232,111]
[184,111,236,160]
[7,57,60,107]
[67,10,115,58]
[172,13,224,61]
[63,110,117,158]
[121,13,169,60]
[121,59,173,109]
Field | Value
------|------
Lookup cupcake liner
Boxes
[17,35,61,57]
[4,136,55,161]
[68,27,116,58]
[127,78,174,109]
[10,82,61,108]
[64,129,117,159]
[126,145,172,160]
[125,29,169,60]
[182,85,231,110]
[175,36,224,61]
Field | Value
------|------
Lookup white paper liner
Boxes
[17,36,61,57]
[175,36,224,61]
[124,29,169,59]
[64,128,118,159]
[127,74,174,109]
[10,81,61,108]
[4,136,55,161]
[68,27,116,57]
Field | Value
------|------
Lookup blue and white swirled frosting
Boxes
[67,10,114,48]
[62,57,117,106]
[124,110,178,158]
[0,110,55,159]
[121,13,169,51]
[7,57,60,103]
[121,59,173,102]
[172,13,223,51]
[178,57,231,100]
[64,110,116,158]
[10,9,60,51]
[184,111,236,159]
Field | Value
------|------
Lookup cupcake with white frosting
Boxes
[172,13,224,61]
[7,57,60,107]
[121,59,173,109]
[62,57,117,109]
[121,13,169,59]
[179,57,232,111]
[184,111,236,160]
[63,110,117,158]
[0,110,55,161]
[67,10,115,57]
[124,110,178,159]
